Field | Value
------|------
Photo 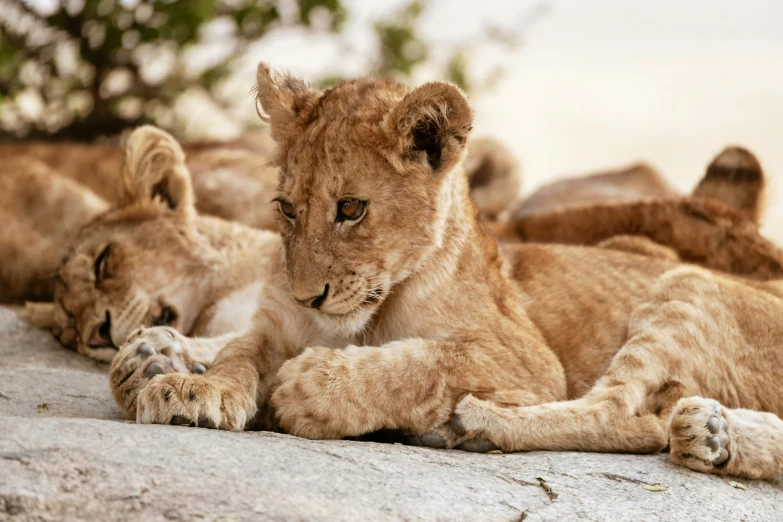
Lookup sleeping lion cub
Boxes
[40,64,783,480]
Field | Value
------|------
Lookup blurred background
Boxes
[2,0,782,240]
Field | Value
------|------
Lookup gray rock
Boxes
[1,306,782,521]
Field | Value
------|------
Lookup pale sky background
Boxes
[235,0,783,242]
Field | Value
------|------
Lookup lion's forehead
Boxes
[281,82,404,185]
[283,139,388,200]
[314,77,407,119]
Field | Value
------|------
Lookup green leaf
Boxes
[642,484,668,492]
[445,49,470,91]
[729,481,747,491]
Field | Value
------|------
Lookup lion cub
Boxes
[104,65,783,480]
[491,148,780,279]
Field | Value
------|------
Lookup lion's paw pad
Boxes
[407,432,448,449]
[458,438,499,453]
[670,397,730,471]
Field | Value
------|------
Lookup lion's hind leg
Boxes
[451,387,668,454]
[670,396,783,480]
[452,267,740,456]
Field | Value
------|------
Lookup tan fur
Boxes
[463,137,521,219]
[511,162,677,219]
[510,150,764,224]
[489,147,772,275]
[491,195,783,280]
[0,157,109,301]
[45,68,783,481]
[596,235,680,260]
[0,136,279,230]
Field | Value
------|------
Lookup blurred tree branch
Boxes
[0,0,345,139]
[0,0,541,141]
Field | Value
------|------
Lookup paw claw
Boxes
[191,362,206,374]
[198,415,216,429]
[449,414,467,436]
[170,415,192,426]
[714,447,729,466]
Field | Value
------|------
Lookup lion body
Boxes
[28,69,783,481]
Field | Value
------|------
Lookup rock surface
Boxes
[1,306,782,521]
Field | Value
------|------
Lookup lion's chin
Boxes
[313,302,379,336]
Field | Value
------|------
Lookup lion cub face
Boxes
[47,126,214,361]
[256,64,473,331]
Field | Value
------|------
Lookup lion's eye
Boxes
[336,198,366,222]
[275,198,296,220]
[94,245,111,284]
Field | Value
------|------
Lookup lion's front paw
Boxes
[135,372,253,431]
[449,393,507,452]
[669,397,730,473]
[406,425,499,452]
[271,347,351,439]
[110,326,207,418]
[403,395,500,453]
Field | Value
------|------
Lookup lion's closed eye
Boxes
[94,244,111,285]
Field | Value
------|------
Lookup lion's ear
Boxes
[384,81,473,174]
[255,62,320,145]
[692,146,766,223]
[119,125,194,216]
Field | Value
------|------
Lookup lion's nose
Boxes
[88,311,115,348]
[296,284,330,310]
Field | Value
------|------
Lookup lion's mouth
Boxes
[320,288,385,317]
[87,311,116,350]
